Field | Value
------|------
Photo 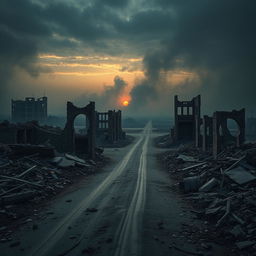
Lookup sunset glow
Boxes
[123,100,129,106]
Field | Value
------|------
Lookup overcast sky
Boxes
[0,0,255,117]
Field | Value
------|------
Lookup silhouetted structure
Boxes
[12,97,47,123]
[212,109,245,159]
[173,95,201,143]
[170,95,246,158]
[96,110,124,143]
[63,101,96,159]
[202,115,213,152]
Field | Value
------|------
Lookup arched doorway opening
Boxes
[63,101,96,159]
[227,118,240,137]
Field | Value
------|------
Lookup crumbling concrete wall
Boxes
[0,121,64,151]
[202,115,213,152]
[247,117,256,138]
[0,122,22,144]
[96,110,124,143]
[173,95,201,144]
[0,102,97,159]
[213,109,245,159]
[63,101,96,159]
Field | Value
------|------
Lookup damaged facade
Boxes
[202,115,213,152]
[12,97,47,123]
[1,100,126,160]
[63,101,96,159]
[171,95,246,159]
[212,109,245,158]
[172,95,201,143]
[96,110,125,144]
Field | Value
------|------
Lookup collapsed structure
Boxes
[63,101,96,159]
[170,95,246,158]
[0,100,126,159]
[172,95,201,144]
[96,110,125,144]
[12,97,47,123]
[212,109,245,158]
[247,117,256,139]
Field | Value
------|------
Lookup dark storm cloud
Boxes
[1,0,255,116]
[0,0,49,113]
[43,2,114,42]
[96,0,129,8]
[0,0,117,114]
[116,9,174,38]
[129,0,256,114]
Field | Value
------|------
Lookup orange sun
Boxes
[123,100,129,106]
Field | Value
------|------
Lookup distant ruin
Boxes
[63,101,96,159]
[212,109,245,158]
[172,95,201,143]
[1,100,126,160]
[12,97,47,123]
[170,95,246,159]
[96,110,125,144]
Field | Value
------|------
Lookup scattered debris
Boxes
[225,166,256,185]
[0,143,105,241]
[236,241,255,250]
[199,177,219,192]
[180,176,201,193]
[177,154,197,162]
[86,208,98,213]
[160,142,256,255]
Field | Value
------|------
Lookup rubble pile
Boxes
[160,143,256,254]
[0,143,104,241]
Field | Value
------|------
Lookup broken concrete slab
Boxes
[57,158,75,168]
[225,166,256,185]
[51,156,62,164]
[205,206,222,216]
[51,156,75,168]
[65,153,86,164]
[199,178,219,192]
[177,154,197,162]
[180,176,201,193]
[236,240,255,250]
[181,162,206,171]
[229,225,245,238]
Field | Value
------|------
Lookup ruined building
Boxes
[1,100,126,160]
[96,110,125,144]
[170,95,246,159]
[63,101,96,159]
[172,95,201,143]
[212,109,245,158]
[12,97,47,123]
[0,101,96,159]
